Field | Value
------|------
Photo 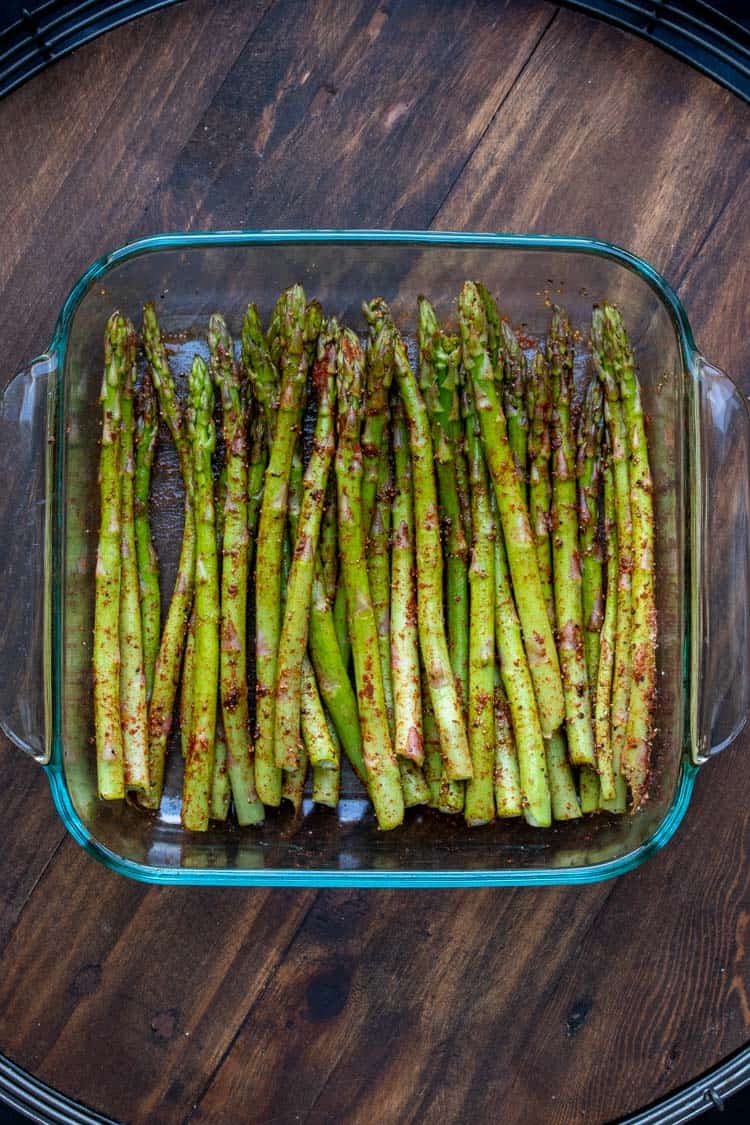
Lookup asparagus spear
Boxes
[398,759,430,807]
[492,521,551,826]
[332,586,351,671]
[335,327,404,830]
[209,314,264,827]
[181,355,219,832]
[603,304,657,808]
[595,455,621,805]
[319,481,338,602]
[307,496,367,786]
[464,383,497,826]
[140,303,196,810]
[361,302,395,536]
[210,722,230,821]
[422,665,443,808]
[385,304,472,782]
[527,351,555,624]
[493,677,522,817]
[275,320,338,769]
[459,281,564,739]
[577,375,606,685]
[180,611,195,759]
[94,313,128,800]
[241,301,279,563]
[311,711,341,809]
[118,329,150,792]
[134,369,160,701]
[548,307,596,768]
[308,570,367,785]
[592,309,633,810]
[368,447,396,735]
[417,298,470,713]
[577,372,605,810]
[477,282,503,369]
[282,742,308,814]
[501,320,529,479]
[390,394,423,764]
[254,286,308,807]
[301,655,339,769]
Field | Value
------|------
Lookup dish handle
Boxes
[692,355,750,763]
[0,353,56,764]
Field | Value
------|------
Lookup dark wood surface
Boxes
[0,2,749,1122]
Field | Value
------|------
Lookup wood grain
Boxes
[0,1,749,1122]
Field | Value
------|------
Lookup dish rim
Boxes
[44,229,701,886]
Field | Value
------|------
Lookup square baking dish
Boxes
[1,230,748,886]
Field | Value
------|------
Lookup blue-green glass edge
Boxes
[42,229,701,887]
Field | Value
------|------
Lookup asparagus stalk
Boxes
[417,298,470,713]
[133,369,160,701]
[275,320,338,769]
[311,712,341,809]
[577,372,605,810]
[301,655,339,769]
[548,307,596,768]
[368,446,396,737]
[209,314,264,827]
[595,455,621,805]
[422,665,442,808]
[501,320,529,479]
[118,330,150,792]
[319,482,338,601]
[140,303,196,811]
[332,587,351,671]
[180,611,195,759]
[210,722,231,821]
[459,281,564,739]
[181,355,219,832]
[477,282,503,369]
[385,304,472,781]
[241,301,279,563]
[548,730,582,820]
[526,348,581,817]
[308,569,367,785]
[592,310,634,809]
[603,304,657,808]
[335,327,404,830]
[94,313,128,800]
[577,374,606,685]
[399,758,430,808]
[361,301,395,536]
[307,496,367,786]
[390,395,423,764]
[493,676,522,817]
[527,351,555,624]
[464,384,497,826]
[282,743,308,814]
[254,286,308,807]
[492,515,551,827]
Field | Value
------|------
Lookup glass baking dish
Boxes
[1,230,748,887]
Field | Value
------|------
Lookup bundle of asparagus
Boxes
[92,285,656,832]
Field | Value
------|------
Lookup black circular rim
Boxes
[2,1040,750,1123]
[0,2,747,103]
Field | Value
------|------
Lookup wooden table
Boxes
[1,2,749,1122]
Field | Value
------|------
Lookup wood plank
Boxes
[151,0,555,231]
[432,7,749,286]
[0,0,271,376]
[191,885,615,1123]
[0,750,65,953]
[0,834,316,1122]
